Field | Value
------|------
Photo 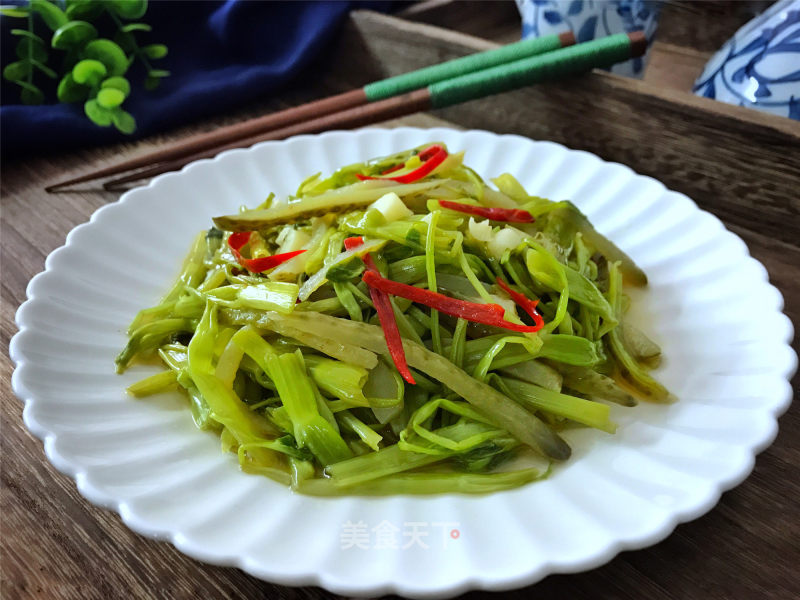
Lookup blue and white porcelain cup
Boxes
[693,0,800,120]
[516,0,662,78]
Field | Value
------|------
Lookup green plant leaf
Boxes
[113,30,135,52]
[30,58,57,78]
[52,20,98,49]
[143,74,159,90]
[101,75,130,96]
[16,37,48,62]
[111,107,136,134]
[3,60,30,82]
[142,43,167,59]
[96,86,125,108]
[144,69,169,90]
[57,73,89,102]
[22,88,45,104]
[61,47,82,73]
[120,22,151,33]
[30,0,69,31]
[10,28,45,43]
[15,80,45,104]
[82,38,129,76]
[0,6,30,17]
[106,0,147,20]
[72,58,106,85]
[84,98,113,126]
[65,0,104,20]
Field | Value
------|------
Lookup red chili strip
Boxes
[496,278,545,332]
[343,236,364,251]
[344,235,381,272]
[417,145,441,161]
[364,271,501,321]
[243,250,306,273]
[344,236,415,384]
[368,283,416,384]
[437,200,534,223]
[362,271,542,333]
[227,231,307,273]
[227,231,252,264]
[355,144,448,184]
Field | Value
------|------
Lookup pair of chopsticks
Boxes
[46,31,647,192]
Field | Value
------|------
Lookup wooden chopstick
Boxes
[99,32,646,190]
[46,32,576,192]
[44,90,369,192]
[100,90,433,189]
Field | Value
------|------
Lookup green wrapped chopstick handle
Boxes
[429,32,647,108]
[364,32,575,102]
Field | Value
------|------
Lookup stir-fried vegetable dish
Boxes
[118,143,671,496]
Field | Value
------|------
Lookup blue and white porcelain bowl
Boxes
[516,0,662,78]
[693,0,800,120]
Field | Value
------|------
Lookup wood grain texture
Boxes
[2,9,799,600]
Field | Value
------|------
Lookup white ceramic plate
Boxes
[11,128,796,598]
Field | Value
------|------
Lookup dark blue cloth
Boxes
[1,1,391,158]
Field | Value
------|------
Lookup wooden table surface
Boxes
[2,5,799,600]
